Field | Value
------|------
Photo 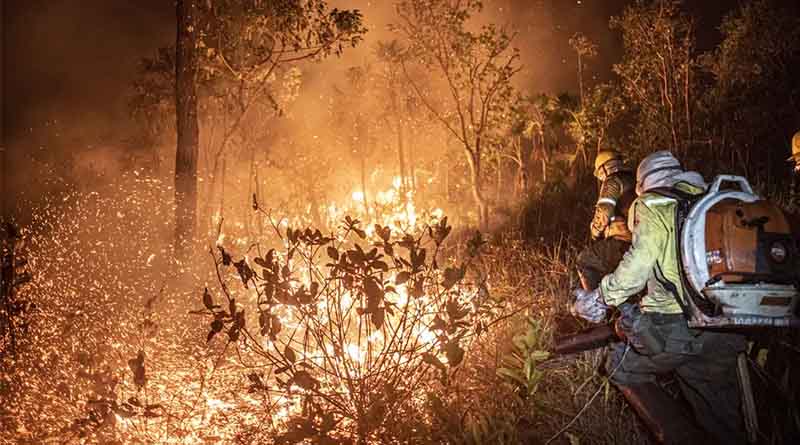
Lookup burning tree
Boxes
[133,0,367,244]
[392,0,521,231]
[174,0,200,255]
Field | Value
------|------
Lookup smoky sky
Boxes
[5,0,174,141]
[4,0,740,149]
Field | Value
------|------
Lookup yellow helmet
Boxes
[594,149,625,180]
[789,131,800,164]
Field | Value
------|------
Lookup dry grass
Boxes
[424,230,652,445]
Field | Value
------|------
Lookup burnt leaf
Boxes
[202,287,215,310]
[434,217,451,244]
[234,260,254,288]
[228,299,237,318]
[467,231,485,257]
[442,266,465,290]
[208,319,224,343]
[234,310,246,329]
[367,247,378,260]
[218,246,232,266]
[430,315,447,332]
[421,352,446,371]
[364,277,383,311]
[284,345,297,364]
[228,325,240,342]
[327,246,339,261]
[292,370,319,390]
[445,341,464,367]
[371,308,385,330]
[265,249,275,265]
[411,278,425,298]
[128,350,146,389]
[411,248,427,270]
[253,256,269,268]
[399,234,416,249]
[394,271,411,286]
[446,299,469,321]
[247,372,263,389]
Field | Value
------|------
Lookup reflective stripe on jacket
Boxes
[600,182,704,314]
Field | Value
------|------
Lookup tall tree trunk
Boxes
[465,148,487,231]
[174,0,200,255]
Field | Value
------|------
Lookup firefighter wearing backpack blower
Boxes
[572,151,747,445]
[575,150,637,291]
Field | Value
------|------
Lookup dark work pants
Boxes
[607,314,747,445]
[576,237,630,290]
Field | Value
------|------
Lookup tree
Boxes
[701,0,800,181]
[610,0,696,158]
[174,0,200,254]
[569,33,598,108]
[393,0,520,231]
[135,1,366,243]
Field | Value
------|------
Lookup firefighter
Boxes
[575,149,636,291]
[788,131,800,215]
[572,151,747,445]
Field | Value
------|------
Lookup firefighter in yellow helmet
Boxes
[575,150,637,291]
[788,131,800,171]
[788,131,800,214]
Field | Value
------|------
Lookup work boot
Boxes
[618,382,713,445]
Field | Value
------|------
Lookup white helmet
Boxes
[636,151,682,194]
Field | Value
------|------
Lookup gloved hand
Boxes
[570,288,609,323]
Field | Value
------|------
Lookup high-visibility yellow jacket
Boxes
[599,182,704,314]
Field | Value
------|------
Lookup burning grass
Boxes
[1,170,646,444]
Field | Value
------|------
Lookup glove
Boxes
[570,288,609,323]
[590,204,613,240]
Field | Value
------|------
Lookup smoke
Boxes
[5,0,173,216]
[5,0,736,223]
